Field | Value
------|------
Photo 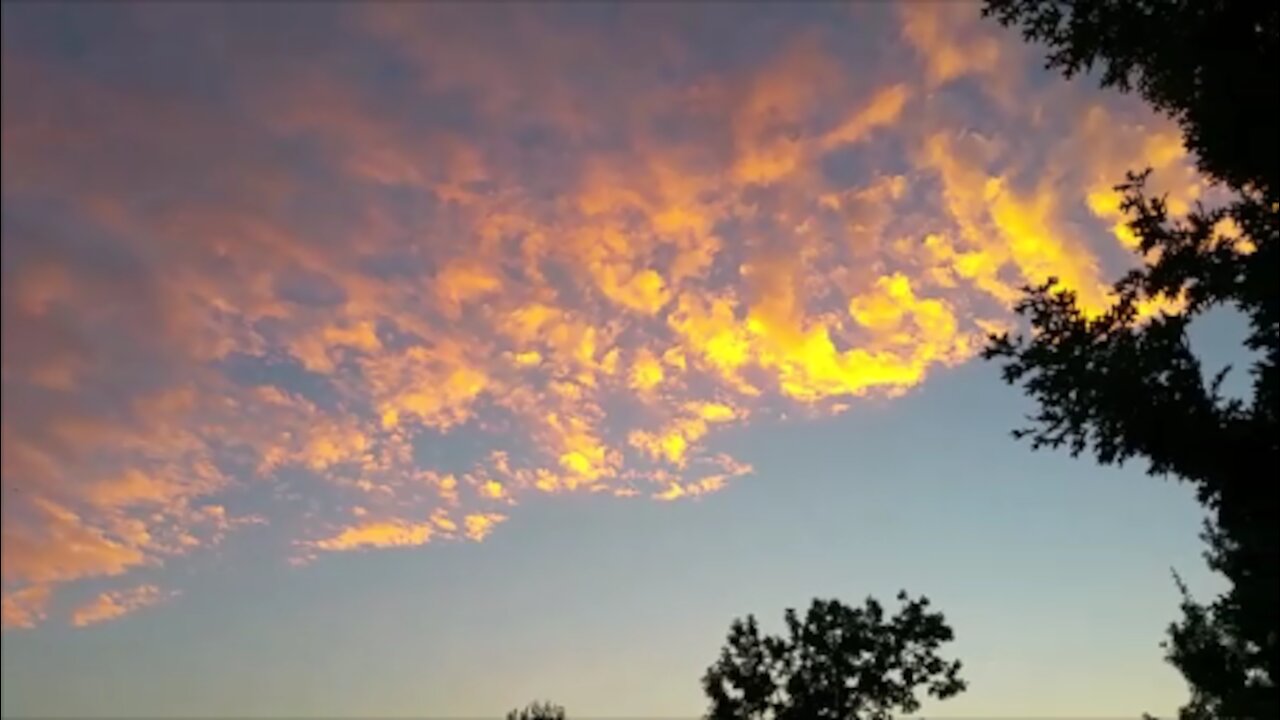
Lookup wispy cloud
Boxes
[71,584,176,628]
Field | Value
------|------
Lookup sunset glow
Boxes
[0,1,1207,630]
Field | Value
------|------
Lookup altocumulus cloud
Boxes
[1,2,1206,628]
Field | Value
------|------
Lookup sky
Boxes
[0,1,1243,717]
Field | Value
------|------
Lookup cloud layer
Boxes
[1,2,1203,628]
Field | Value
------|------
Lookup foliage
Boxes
[982,1,1278,717]
[506,700,567,720]
[983,0,1277,196]
[702,593,965,720]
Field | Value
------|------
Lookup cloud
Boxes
[71,585,176,628]
[900,2,1005,87]
[463,513,507,542]
[309,520,437,553]
[0,2,1207,628]
[821,84,912,150]
[2,584,51,630]
[2,498,151,587]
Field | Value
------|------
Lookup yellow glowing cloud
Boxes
[547,411,619,487]
[512,350,543,367]
[628,347,666,392]
[629,402,741,467]
[1074,106,1204,249]
[652,454,754,502]
[655,474,728,502]
[913,131,1117,314]
[311,520,436,552]
[668,293,754,382]
[463,512,506,541]
[849,274,966,363]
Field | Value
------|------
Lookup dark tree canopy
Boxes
[984,0,1278,197]
[702,593,965,720]
[983,1,1278,718]
[506,700,566,720]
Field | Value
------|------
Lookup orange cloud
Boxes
[2,499,151,587]
[71,585,175,628]
[730,33,840,186]
[2,585,52,630]
[436,258,504,315]
[364,344,492,432]
[822,84,912,149]
[463,513,506,541]
[311,520,436,552]
[900,2,1003,87]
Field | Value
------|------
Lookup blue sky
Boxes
[2,357,1223,716]
[1,1,1233,716]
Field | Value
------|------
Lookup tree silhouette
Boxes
[506,700,566,720]
[702,593,965,720]
[982,2,1278,717]
[984,0,1277,196]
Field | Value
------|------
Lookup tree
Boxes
[983,0,1277,196]
[506,701,566,720]
[702,593,965,720]
[981,2,1278,717]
